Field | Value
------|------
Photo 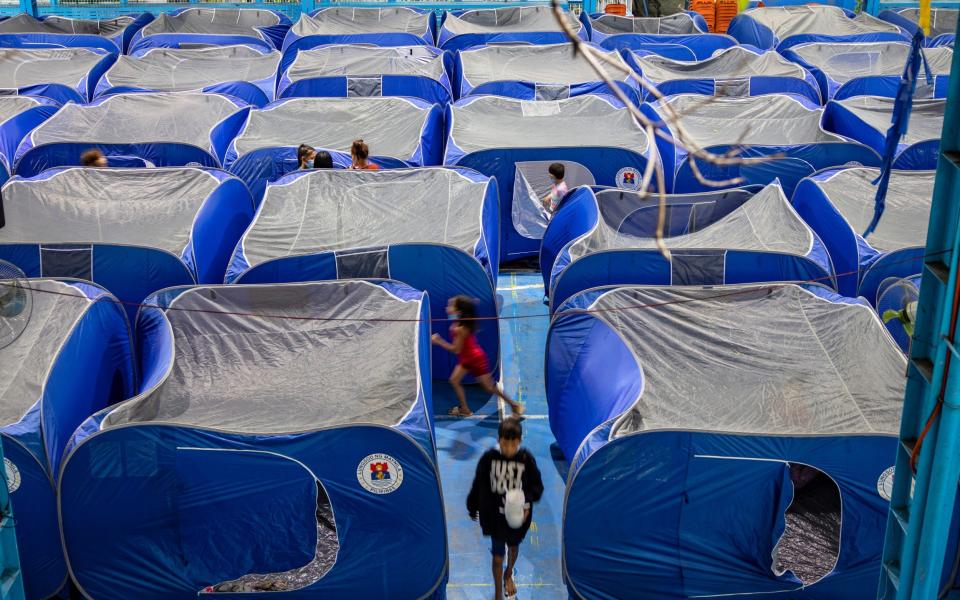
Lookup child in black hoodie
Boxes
[467,417,544,599]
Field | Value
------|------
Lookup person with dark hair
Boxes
[467,417,544,600]
[349,139,379,171]
[297,144,316,169]
[431,295,522,417]
[313,150,333,169]
[80,149,107,168]
[541,162,568,216]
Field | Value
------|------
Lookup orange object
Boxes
[689,0,716,32]
[715,0,738,33]
[604,2,627,15]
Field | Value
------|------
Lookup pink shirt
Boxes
[549,181,569,212]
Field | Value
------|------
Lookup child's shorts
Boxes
[490,537,518,557]
[460,356,490,378]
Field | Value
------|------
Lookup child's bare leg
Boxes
[449,366,472,416]
[504,546,519,597]
[492,553,505,600]
[478,374,523,415]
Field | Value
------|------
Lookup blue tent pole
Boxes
[0,446,26,600]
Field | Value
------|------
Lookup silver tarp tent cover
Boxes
[579,284,906,437]
[812,168,932,252]
[0,96,44,122]
[233,97,429,160]
[658,94,842,147]
[897,8,958,37]
[239,168,485,269]
[103,46,280,92]
[443,6,580,35]
[0,48,104,91]
[140,8,280,36]
[837,96,945,144]
[450,95,649,153]
[790,42,953,82]
[286,45,444,82]
[459,44,632,86]
[592,13,702,34]
[0,14,133,35]
[28,92,240,148]
[740,6,902,39]
[568,183,814,260]
[291,7,431,37]
[0,279,95,426]
[0,168,221,253]
[102,281,421,433]
[632,46,807,82]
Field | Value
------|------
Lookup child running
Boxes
[431,295,523,418]
[467,417,543,600]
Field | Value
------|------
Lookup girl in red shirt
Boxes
[432,296,523,418]
[349,139,380,171]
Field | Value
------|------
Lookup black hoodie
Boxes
[466,446,544,546]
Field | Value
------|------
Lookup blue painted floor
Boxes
[436,271,569,600]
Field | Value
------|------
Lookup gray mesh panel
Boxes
[0,96,42,124]
[442,6,581,35]
[658,94,842,147]
[102,281,422,433]
[449,95,650,154]
[29,92,242,149]
[584,284,907,436]
[40,244,92,280]
[813,168,933,252]
[0,48,106,90]
[897,7,958,37]
[632,47,806,83]
[459,44,631,87]
[104,47,281,92]
[240,168,486,269]
[0,279,94,426]
[287,45,445,83]
[592,13,701,34]
[790,43,952,84]
[0,14,132,36]
[569,183,813,261]
[232,97,428,161]
[140,8,280,37]
[290,7,431,37]
[837,96,944,145]
[741,6,902,39]
[0,168,221,254]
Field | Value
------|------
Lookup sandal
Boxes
[448,406,473,417]
[504,571,517,598]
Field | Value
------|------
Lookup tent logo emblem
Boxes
[357,453,404,495]
[616,167,641,191]
[877,466,895,501]
[3,458,20,494]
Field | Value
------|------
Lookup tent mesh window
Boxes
[0,14,133,35]
[105,47,281,93]
[837,96,945,145]
[633,47,806,83]
[140,8,280,37]
[773,464,842,585]
[0,48,105,90]
[291,7,431,37]
[897,7,958,37]
[592,13,701,34]
[210,481,339,592]
[791,43,952,83]
[287,45,444,82]
[460,44,631,87]
[743,6,902,39]
[444,6,580,34]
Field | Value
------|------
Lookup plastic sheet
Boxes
[0,13,133,36]
[442,6,579,35]
[741,6,901,40]
[789,42,952,83]
[103,46,280,93]
[592,12,703,35]
[460,43,631,87]
[836,96,945,145]
[291,7,431,39]
[0,48,105,91]
[632,46,806,82]
[286,45,444,82]
[140,8,280,37]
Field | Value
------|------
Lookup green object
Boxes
[883,301,917,337]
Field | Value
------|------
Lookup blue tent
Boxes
[438,6,587,52]
[782,42,953,101]
[0,95,57,187]
[0,278,133,600]
[823,96,945,169]
[625,45,821,103]
[277,44,452,105]
[880,7,957,47]
[728,5,908,51]
[644,93,881,194]
[13,91,250,177]
[96,46,280,107]
[792,167,931,302]
[0,167,255,324]
[454,43,642,103]
[445,94,652,260]
[226,96,444,201]
[0,47,115,104]
[584,12,735,59]
[283,7,435,54]
[0,13,151,53]
[877,274,920,352]
[59,280,447,599]
[128,8,290,55]
[542,182,834,309]
[547,282,906,599]
[226,167,499,379]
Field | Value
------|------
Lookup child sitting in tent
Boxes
[431,295,523,418]
[349,139,379,171]
[541,162,568,216]
[467,417,543,600]
[81,149,108,168]
[297,144,316,169]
